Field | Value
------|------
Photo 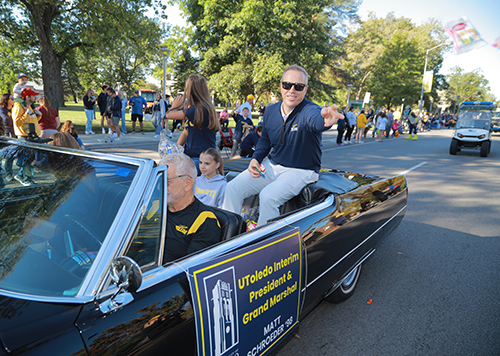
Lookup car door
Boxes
[76,168,197,356]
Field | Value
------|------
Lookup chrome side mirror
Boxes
[110,256,142,293]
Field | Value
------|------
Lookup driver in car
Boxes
[160,153,221,263]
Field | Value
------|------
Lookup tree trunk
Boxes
[28,2,65,111]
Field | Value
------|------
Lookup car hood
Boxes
[0,294,83,354]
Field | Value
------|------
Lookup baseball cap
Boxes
[134,89,140,94]
[18,73,28,79]
[21,88,39,98]
[247,94,255,100]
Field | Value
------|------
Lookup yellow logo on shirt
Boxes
[195,186,217,199]
[291,123,298,132]
[176,225,188,234]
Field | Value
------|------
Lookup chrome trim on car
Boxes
[87,166,169,297]
[78,160,157,297]
[0,289,94,304]
[305,204,407,289]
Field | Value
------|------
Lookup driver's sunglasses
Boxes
[281,81,306,91]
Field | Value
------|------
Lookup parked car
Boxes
[449,101,495,157]
[0,136,407,356]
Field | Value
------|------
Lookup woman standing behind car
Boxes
[83,89,96,135]
[37,95,60,139]
[166,74,220,174]
[0,93,15,137]
[118,90,128,134]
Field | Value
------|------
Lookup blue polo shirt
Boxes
[129,96,147,115]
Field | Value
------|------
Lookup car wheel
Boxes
[488,141,491,153]
[450,139,458,155]
[325,264,362,304]
[480,141,488,157]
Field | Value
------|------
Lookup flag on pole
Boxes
[445,17,486,55]
[423,71,433,93]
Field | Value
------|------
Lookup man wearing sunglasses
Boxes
[223,64,343,227]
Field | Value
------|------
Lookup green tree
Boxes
[339,13,449,109]
[175,0,359,103]
[368,32,422,108]
[0,0,166,110]
[445,66,495,104]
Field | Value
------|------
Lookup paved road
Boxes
[274,129,500,356]
[85,129,500,355]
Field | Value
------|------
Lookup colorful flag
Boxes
[493,36,500,49]
[445,17,486,55]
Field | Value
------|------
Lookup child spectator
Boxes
[13,73,28,103]
[238,125,263,158]
[195,148,227,208]
[219,107,229,128]
[61,120,85,149]
[231,107,254,157]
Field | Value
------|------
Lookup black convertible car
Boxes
[0,137,407,356]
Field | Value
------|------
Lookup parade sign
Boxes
[188,228,302,356]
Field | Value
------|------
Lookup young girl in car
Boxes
[194,148,226,208]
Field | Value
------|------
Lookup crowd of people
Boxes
[334,105,457,145]
[82,85,174,139]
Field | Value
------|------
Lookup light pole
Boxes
[419,43,446,112]
[346,84,353,109]
[160,48,171,97]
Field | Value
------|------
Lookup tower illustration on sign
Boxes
[211,279,236,356]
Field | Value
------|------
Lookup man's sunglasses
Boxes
[281,82,307,91]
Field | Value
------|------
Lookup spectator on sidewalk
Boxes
[83,88,96,134]
[345,106,356,144]
[119,90,128,134]
[37,95,60,139]
[129,89,147,134]
[108,88,123,140]
[97,85,109,134]
[355,109,368,143]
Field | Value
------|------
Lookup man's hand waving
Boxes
[322,105,343,127]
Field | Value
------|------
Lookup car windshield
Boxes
[456,110,491,129]
[0,142,138,297]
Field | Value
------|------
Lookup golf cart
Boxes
[449,101,495,157]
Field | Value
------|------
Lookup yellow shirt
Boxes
[356,113,368,128]
[12,102,41,137]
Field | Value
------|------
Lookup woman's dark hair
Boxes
[0,93,11,108]
[184,74,219,131]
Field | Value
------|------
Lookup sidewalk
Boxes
[80,131,164,150]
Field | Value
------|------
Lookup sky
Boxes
[162,0,500,99]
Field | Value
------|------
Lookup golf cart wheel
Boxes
[480,141,488,157]
[450,139,458,155]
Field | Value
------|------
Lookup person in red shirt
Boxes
[37,95,60,139]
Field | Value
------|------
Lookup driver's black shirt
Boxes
[164,197,221,263]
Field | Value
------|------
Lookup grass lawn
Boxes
[59,102,261,134]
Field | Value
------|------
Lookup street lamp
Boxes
[160,48,171,97]
[419,43,446,111]
[346,84,353,109]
